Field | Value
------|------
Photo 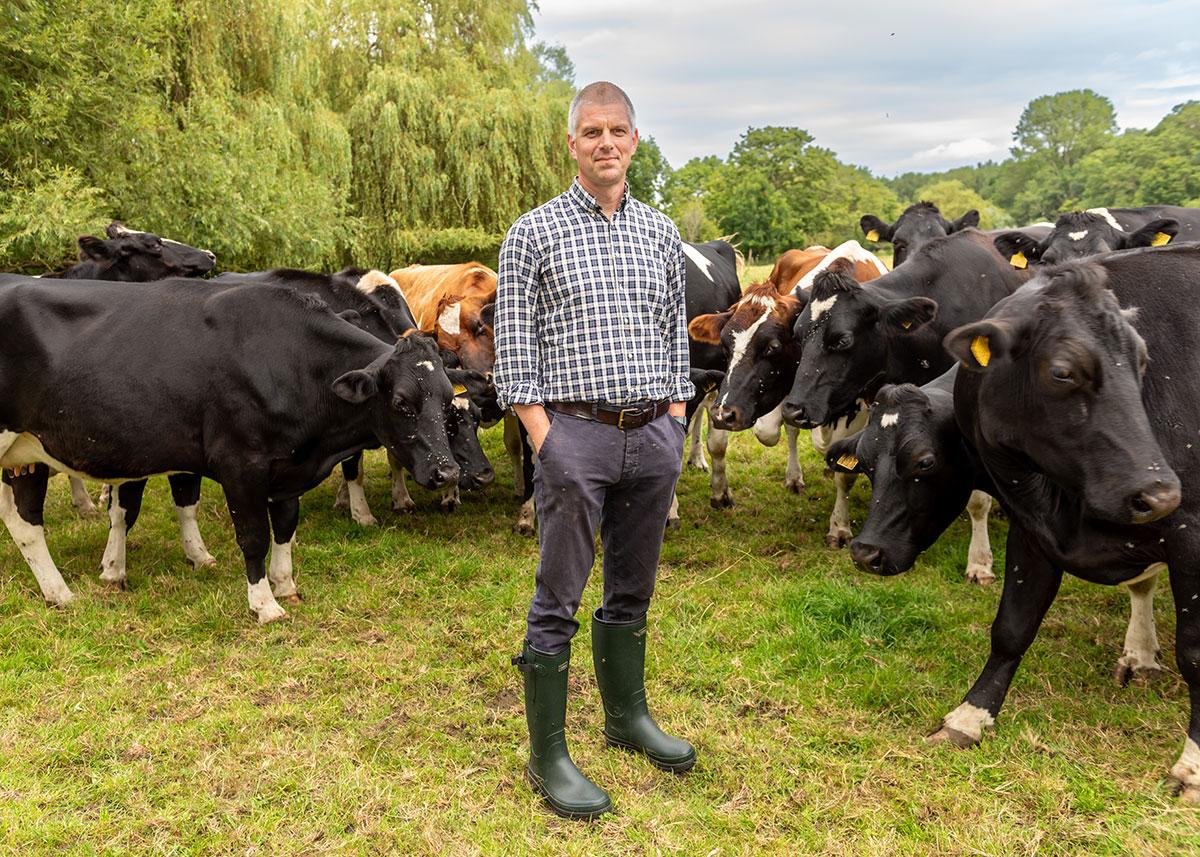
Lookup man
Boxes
[495,81,696,820]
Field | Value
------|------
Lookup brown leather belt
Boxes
[546,399,671,430]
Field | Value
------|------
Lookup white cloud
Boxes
[907,138,1007,165]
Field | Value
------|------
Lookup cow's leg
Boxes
[707,425,733,509]
[334,456,354,512]
[964,491,995,585]
[825,471,855,548]
[440,482,461,513]
[266,498,301,604]
[97,483,112,508]
[0,467,73,606]
[504,411,524,497]
[168,474,216,569]
[666,491,680,529]
[687,396,711,470]
[221,475,285,624]
[68,475,100,518]
[99,480,146,589]
[342,454,378,526]
[928,525,1062,747]
[784,424,804,494]
[389,452,416,513]
[513,423,537,537]
[1114,564,1164,686]
[1166,535,1200,802]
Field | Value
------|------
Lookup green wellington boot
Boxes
[512,641,612,820]
[591,609,697,773]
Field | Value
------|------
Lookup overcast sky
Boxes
[533,0,1200,177]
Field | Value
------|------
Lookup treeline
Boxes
[0,0,574,272]
[888,91,1200,227]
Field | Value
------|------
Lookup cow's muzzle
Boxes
[1127,479,1182,524]
[849,540,903,576]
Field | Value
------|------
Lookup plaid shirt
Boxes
[494,178,694,409]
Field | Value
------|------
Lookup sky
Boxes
[532,0,1200,177]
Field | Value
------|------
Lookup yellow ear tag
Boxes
[901,320,912,330]
[452,384,468,396]
[866,229,880,242]
[837,453,859,470]
[1009,251,1028,270]
[1151,232,1171,247]
[970,335,991,367]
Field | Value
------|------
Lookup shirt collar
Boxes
[568,177,630,216]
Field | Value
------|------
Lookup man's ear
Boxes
[1124,218,1178,249]
[860,214,895,243]
[688,310,732,345]
[826,434,864,473]
[993,232,1043,269]
[946,209,980,232]
[332,368,379,403]
[944,320,1014,372]
[882,297,938,332]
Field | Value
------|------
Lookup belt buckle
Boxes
[617,407,640,430]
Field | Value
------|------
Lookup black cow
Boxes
[860,202,981,267]
[54,221,216,281]
[993,206,1200,268]
[0,275,459,621]
[782,229,1031,430]
[925,244,1200,800]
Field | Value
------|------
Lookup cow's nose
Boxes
[850,541,885,574]
[203,250,216,262]
[474,466,495,486]
[710,405,740,430]
[781,400,807,427]
[435,463,461,486]
[1129,480,1182,524]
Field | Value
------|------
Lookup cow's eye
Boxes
[830,333,853,351]
[764,339,781,355]
[917,455,936,472]
[1049,365,1074,383]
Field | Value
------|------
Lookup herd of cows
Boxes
[3,202,1200,799]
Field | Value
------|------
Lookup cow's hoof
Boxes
[687,459,709,472]
[439,501,460,515]
[513,521,536,537]
[333,496,350,511]
[666,516,681,530]
[351,512,379,527]
[44,589,76,608]
[1114,659,1163,687]
[100,577,128,592]
[191,554,218,570]
[709,492,734,510]
[965,566,996,586]
[253,603,288,624]
[392,500,416,515]
[785,478,805,494]
[75,503,102,519]
[1167,775,1200,803]
[825,530,851,549]
[925,725,980,749]
[279,593,303,606]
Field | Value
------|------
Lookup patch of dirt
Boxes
[485,687,519,714]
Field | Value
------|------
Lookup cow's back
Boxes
[390,263,497,331]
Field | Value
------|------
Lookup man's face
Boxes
[568,100,638,194]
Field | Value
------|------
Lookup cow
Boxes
[859,202,981,267]
[0,274,459,621]
[922,243,1200,800]
[992,206,1200,269]
[825,366,1169,671]
[388,263,497,376]
[53,221,216,281]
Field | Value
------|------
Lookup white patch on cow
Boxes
[390,454,416,513]
[248,577,286,623]
[746,294,776,309]
[175,503,216,568]
[687,396,711,470]
[942,702,995,741]
[268,537,298,599]
[706,423,732,508]
[1030,222,1055,229]
[0,431,174,484]
[437,301,462,335]
[1171,737,1200,800]
[355,269,405,300]
[345,469,378,527]
[808,294,837,323]
[99,492,129,587]
[416,360,435,372]
[1116,565,1164,679]
[1086,207,1123,231]
[719,308,770,406]
[452,396,470,411]
[880,412,900,428]
[681,243,715,282]
[1068,230,1088,241]
[784,423,804,493]
[965,491,995,584]
[753,404,784,446]
[0,479,74,606]
[793,239,889,292]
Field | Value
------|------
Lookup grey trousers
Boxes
[526,410,685,652]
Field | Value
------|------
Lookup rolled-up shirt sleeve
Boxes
[494,219,544,408]
[665,234,695,402]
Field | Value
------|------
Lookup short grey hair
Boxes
[567,81,636,136]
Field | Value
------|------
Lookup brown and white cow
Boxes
[766,242,889,294]
[388,263,497,376]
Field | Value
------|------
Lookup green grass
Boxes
[2,426,1199,855]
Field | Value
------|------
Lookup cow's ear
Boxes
[435,294,466,335]
[77,235,110,261]
[860,214,894,243]
[478,301,496,329]
[944,320,1013,372]
[337,309,364,328]
[946,209,980,233]
[105,221,128,239]
[688,310,732,345]
[882,297,937,332]
[826,434,864,474]
[1124,218,1178,249]
[993,232,1042,269]
[779,293,806,327]
[332,368,379,403]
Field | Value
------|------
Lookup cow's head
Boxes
[944,263,1180,525]
[688,281,805,431]
[434,293,495,376]
[783,262,937,428]
[346,268,420,336]
[442,354,503,426]
[445,368,495,489]
[993,210,1178,269]
[826,379,977,575]
[74,221,216,280]
[861,202,979,267]
[332,334,460,489]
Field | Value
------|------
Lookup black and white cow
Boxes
[54,221,216,281]
[860,202,981,267]
[993,206,1200,268]
[925,244,1200,800]
[0,274,459,621]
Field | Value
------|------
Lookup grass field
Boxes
[2,264,1199,854]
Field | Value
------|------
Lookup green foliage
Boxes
[913,179,1011,229]
[627,134,670,206]
[1012,89,1118,169]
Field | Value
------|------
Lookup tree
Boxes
[626,135,670,206]
[1012,89,1118,172]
